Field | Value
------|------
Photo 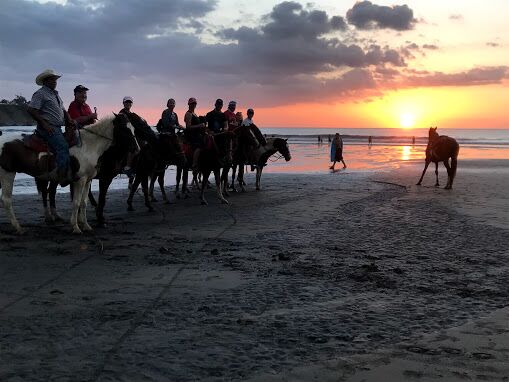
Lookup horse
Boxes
[235,137,291,191]
[0,114,136,234]
[147,134,187,204]
[223,124,259,194]
[197,132,233,205]
[127,132,186,212]
[36,119,139,226]
[416,127,459,189]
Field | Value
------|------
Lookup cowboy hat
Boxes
[35,69,62,86]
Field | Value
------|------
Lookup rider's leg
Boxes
[39,125,73,186]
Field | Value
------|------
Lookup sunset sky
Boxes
[1,0,508,128]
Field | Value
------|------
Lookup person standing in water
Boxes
[330,133,347,170]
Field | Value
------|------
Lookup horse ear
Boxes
[113,112,117,117]
[284,138,288,142]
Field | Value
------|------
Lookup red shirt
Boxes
[68,100,93,126]
[224,109,237,131]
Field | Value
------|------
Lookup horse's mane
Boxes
[81,114,116,137]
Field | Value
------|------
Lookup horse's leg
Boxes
[443,160,453,189]
[434,162,440,187]
[149,173,157,202]
[230,164,237,192]
[0,171,24,234]
[70,178,87,234]
[182,169,190,197]
[175,166,182,199]
[449,154,458,189]
[37,179,52,223]
[416,160,430,186]
[78,179,93,232]
[49,181,62,221]
[127,174,142,212]
[88,181,98,208]
[256,167,263,191]
[217,168,228,204]
[158,173,169,203]
[141,175,154,212]
[200,170,211,205]
[96,177,112,227]
[221,167,230,197]
[237,164,246,192]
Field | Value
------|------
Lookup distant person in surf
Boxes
[412,136,416,145]
[330,133,346,170]
[368,136,372,146]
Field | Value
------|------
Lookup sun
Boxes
[400,113,416,129]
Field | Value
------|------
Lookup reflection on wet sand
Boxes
[261,143,509,174]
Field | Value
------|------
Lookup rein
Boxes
[80,126,113,141]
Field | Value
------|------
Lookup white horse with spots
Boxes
[0,114,137,234]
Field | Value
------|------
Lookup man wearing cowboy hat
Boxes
[68,85,97,127]
[27,69,78,186]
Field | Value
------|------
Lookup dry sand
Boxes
[0,160,508,381]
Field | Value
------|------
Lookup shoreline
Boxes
[0,166,508,381]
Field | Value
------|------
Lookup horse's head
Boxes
[113,113,139,153]
[158,133,186,167]
[274,138,291,161]
[429,127,439,142]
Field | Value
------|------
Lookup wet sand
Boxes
[0,160,508,381]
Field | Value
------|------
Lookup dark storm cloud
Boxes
[449,14,464,21]
[346,1,416,31]
[422,44,439,50]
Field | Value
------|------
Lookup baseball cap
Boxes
[123,96,133,103]
[188,97,197,105]
[74,85,89,93]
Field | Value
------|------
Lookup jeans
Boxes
[37,124,70,171]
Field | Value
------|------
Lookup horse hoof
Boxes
[256,187,260,191]
[45,217,55,225]
[444,186,452,190]
[201,200,208,206]
[176,193,181,199]
[16,227,26,235]
[184,194,190,199]
[127,206,134,212]
[151,198,158,203]
[148,207,155,212]
[82,224,93,232]
[72,228,82,235]
[96,221,106,228]
[221,199,229,204]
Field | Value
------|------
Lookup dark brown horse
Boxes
[197,132,233,205]
[127,132,186,212]
[236,137,291,191]
[417,127,459,189]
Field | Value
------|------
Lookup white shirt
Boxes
[241,117,254,127]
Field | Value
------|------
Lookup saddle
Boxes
[23,129,78,154]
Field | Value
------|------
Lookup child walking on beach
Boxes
[330,133,347,170]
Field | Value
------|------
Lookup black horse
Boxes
[127,132,186,212]
[197,132,234,205]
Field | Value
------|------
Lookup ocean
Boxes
[1,126,508,195]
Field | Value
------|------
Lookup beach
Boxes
[1,156,508,381]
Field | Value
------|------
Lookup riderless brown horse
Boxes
[417,127,459,189]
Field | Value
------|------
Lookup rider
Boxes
[224,100,238,131]
[206,99,228,134]
[158,98,183,134]
[67,85,97,127]
[119,96,159,177]
[184,97,206,170]
[241,108,266,169]
[27,69,79,187]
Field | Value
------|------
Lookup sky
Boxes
[0,0,508,128]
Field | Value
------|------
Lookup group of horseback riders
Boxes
[26,69,266,187]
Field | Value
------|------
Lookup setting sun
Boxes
[400,113,416,129]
